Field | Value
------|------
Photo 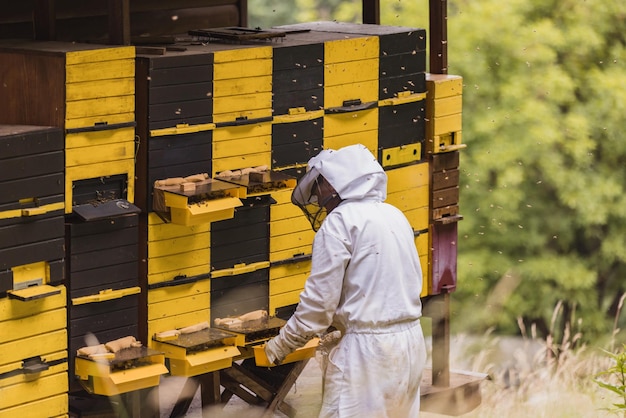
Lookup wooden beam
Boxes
[238,0,248,27]
[108,0,131,45]
[362,0,380,24]
[429,0,448,74]
[33,0,56,40]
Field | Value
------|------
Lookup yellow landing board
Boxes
[0,286,66,322]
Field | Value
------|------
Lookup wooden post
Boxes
[108,0,131,45]
[429,0,448,74]
[33,0,55,40]
[362,0,380,24]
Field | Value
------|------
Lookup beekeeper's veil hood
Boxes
[291,144,387,231]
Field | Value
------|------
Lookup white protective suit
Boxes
[265,144,427,418]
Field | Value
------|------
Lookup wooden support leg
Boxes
[169,377,200,418]
[431,293,451,387]
[263,360,309,418]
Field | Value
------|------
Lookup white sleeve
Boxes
[267,227,350,359]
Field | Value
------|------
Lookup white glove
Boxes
[264,336,290,366]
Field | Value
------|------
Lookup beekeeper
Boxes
[265,144,427,418]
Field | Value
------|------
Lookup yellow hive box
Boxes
[74,347,167,396]
[254,338,320,367]
[151,328,240,377]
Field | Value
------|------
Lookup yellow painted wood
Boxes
[324,130,378,156]
[0,351,66,386]
[324,58,378,87]
[65,160,134,212]
[420,253,430,297]
[148,265,211,286]
[430,132,466,154]
[213,135,271,159]
[270,204,302,222]
[273,110,324,124]
[0,370,67,409]
[403,207,430,232]
[65,142,134,167]
[149,213,210,236]
[75,356,166,396]
[213,121,271,141]
[324,108,378,136]
[148,311,210,345]
[170,200,241,226]
[213,75,272,97]
[270,272,308,295]
[213,92,272,114]
[270,230,315,253]
[66,77,135,101]
[65,126,134,149]
[386,185,429,213]
[270,260,312,280]
[65,46,134,65]
[213,46,272,63]
[270,216,311,237]
[386,163,430,192]
[211,108,273,125]
[0,393,67,418]
[324,80,378,108]
[0,286,66,322]
[148,292,210,321]
[72,287,141,306]
[64,112,135,130]
[426,73,463,98]
[1,308,66,343]
[428,113,463,137]
[65,95,135,120]
[270,188,293,205]
[379,143,422,168]
[0,201,64,220]
[148,248,210,276]
[149,231,210,258]
[270,246,313,263]
[211,261,270,278]
[167,346,239,377]
[324,36,379,64]
[0,331,66,367]
[213,58,272,81]
[427,95,462,118]
[378,92,427,107]
[148,280,211,304]
[10,261,47,286]
[270,291,301,314]
[212,152,272,176]
[150,123,215,137]
[66,58,135,83]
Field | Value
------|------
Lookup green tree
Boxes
[446,0,626,342]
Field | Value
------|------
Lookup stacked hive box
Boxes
[426,74,465,294]
[0,125,68,417]
[0,41,168,399]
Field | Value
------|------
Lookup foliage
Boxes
[447,0,626,341]
[594,345,626,416]
[249,0,626,342]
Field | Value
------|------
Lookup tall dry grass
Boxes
[438,298,626,418]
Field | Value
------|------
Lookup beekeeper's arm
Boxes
[265,228,349,365]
